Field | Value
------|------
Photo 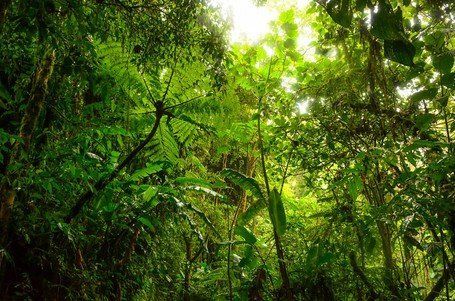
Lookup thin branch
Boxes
[161,47,179,104]
[65,108,164,223]
[257,57,293,298]
[423,260,454,301]
[258,58,274,196]
[142,76,156,105]
[164,94,206,110]
[280,150,293,195]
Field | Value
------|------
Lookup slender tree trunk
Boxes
[363,162,400,298]
[0,0,11,25]
[273,229,292,294]
[242,154,256,211]
[349,252,379,300]
[183,236,192,301]
[0,50,56,265]
[376,220,399,297]
[257,88,292,299]
[424,261,454,301]
[227,199,242,301]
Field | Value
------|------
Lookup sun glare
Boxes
[211,0,311,43]
[210,0,277,43]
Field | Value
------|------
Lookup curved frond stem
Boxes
[164,94,206,110]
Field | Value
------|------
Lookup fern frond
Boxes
[96,42,160,107]
[147,119,179,164]
[170,117,197,146]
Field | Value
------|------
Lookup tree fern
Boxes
[96,42,219,164]
[96,42,161,107]
[146,118,179,164]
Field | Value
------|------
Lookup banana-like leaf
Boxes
[174,177,212,188]
[221,169,268,225]
[234,225,257,244]
[237,199,267,226]
[183,185,226,201]
[172,196,221,239]
[179,211,208,253]
[221,168,265,201]
[268,188,286,236]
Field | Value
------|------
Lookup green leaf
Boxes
[410,88,438,103]
[441,72,455,89]
[279,9,295,24]
[268,188,286,236]
[150,122,179,164]
[143,186,158,203]
[174,177,212,188]
[183,185,226,200]
[365,234,376,254]
[404,233,423,251]
[282,22,298,38]
[424,31,445,50]
[139,216,155,230]
[405,140,439,151]
[172,197,221,239]
[238,199,267,225]
[130,162,165,181]
[102,200,118,213]
[384,39,415,66]
[284,38,296,50]
[348,175,363,201]
[221,169,265,201]
[239,245,258,268]
[326,0,352,28]
[317,252,334,266]
[435,96,449,108]
[415,114,434,131]
[234,225,257,244]
[306,245,318,264]
[433,53,454,74]
[371,1,404,40]
[174,113,216,134]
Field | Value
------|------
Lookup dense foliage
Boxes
[0,0,453,300]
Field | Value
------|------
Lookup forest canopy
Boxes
[0,0,453,300]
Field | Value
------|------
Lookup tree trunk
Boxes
[274,229,293,300]
[424,261,454,301]
[349,252,379,300]
[0,0,11,25]
[183,236,192,301]
[0,50,55,265]
[376,220,399,298]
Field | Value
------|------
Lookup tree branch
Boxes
[423,260,454,301]
[65,105,164,223]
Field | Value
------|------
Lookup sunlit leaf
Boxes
[234,225,257,244]
[268,188,286,236]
